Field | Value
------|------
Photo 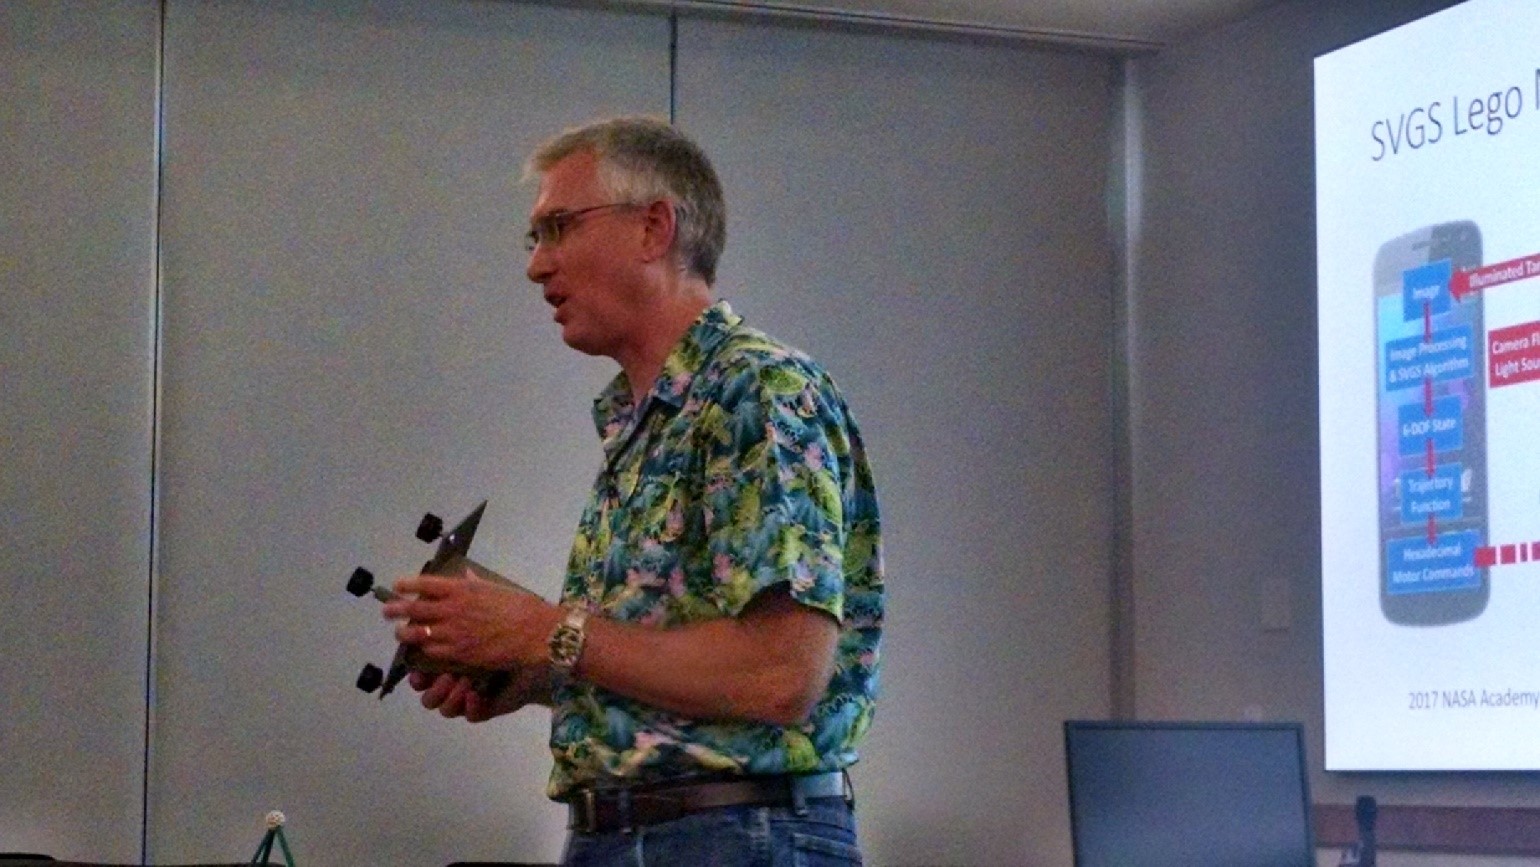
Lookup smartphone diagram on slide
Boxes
[1374,221,1488,625]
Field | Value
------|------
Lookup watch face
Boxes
[550,607,588,672]
[551,629,579,663]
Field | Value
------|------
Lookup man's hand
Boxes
[408,668,552,722]
[381,569,562,671]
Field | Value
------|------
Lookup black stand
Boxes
[250,810,296,866]
[1339,795,1376,867]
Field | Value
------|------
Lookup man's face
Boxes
[525,151,647,359]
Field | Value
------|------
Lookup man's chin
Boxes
[560,328,604,357]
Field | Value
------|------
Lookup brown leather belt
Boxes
[565,770,850,834]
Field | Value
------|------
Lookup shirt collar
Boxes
[591,300,740,442]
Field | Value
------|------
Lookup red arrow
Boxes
[1450,268,1470,301]
[1424,378,1434,416]
[1423,300,1432,341]
[1426,438,1435,477]
[1427,514,1437,544]
[1450,252,1540,301]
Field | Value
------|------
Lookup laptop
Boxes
[1064,720,1316,867]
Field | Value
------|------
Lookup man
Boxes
[382,116,883,866]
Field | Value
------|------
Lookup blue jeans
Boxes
[560,798,862,866]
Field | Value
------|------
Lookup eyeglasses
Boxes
[523,203,638,253]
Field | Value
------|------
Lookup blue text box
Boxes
[1403,259,1453,320]
[1386,530,1483,595]
[1398,395,1464,455]
[1399,463,1464,524]
[1383,325,1476,391]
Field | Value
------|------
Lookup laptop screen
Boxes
[1064,720,1316,867]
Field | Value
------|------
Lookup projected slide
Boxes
[1317,0,1540,771]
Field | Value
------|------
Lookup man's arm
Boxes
[386,575,838,726]
[387,362,850,726]
[576,584,838,726]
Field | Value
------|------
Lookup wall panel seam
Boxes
[141,0,168,862]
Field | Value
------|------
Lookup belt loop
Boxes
[580,789,598,834]
[791,776,809,817]
[842,769,855,806]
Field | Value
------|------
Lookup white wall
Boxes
[676,19,1116,865]
[147,2,666,863]
[0,2,159,859]
[1131,0,1540,823]
[28,0,1539,862]
[2,2,1116,864]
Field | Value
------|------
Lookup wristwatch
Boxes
[547,603,590,680]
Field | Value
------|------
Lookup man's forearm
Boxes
[567,590,838,726]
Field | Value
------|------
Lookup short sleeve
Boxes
[697,358,848,621]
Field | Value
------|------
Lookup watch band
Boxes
[548,603,590,679]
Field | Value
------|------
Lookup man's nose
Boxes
[526,245,553,284]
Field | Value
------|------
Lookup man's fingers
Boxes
[386,574,461,605]
[464,689,490,723]
[382,574,475,625]
[439,677,475,718]
[393,621,430,645]
[420,673,458,710]
[417,672,483,720]
[382,596,442,622]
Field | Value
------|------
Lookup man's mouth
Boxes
[545,292,567,321]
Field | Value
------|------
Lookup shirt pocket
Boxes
[601,470,697,622]
[626,470,689,545]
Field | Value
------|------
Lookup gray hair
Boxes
[525,116,726,285]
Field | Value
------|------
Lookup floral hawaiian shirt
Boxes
[547,300,884,799]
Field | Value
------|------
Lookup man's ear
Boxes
[637,199,678,264]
